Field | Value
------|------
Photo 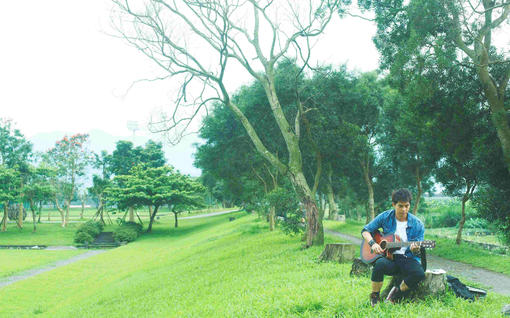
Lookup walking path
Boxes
[325,229,510,296]
[0,250,106,288]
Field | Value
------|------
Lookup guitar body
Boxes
[360,230,402,264]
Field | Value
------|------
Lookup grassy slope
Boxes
[0,250,85,278]
[324,219,510,276]
[0,212,508,318]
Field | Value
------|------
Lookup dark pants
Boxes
[371,255,425,289]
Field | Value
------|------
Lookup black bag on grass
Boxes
[446,275,475,301]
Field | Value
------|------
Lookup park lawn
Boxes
[324,219,510,276]
[0,223,117,246]
[0,212,508,318]
[0,250,86,278]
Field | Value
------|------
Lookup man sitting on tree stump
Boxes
[361,188,425,306]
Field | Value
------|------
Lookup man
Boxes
[361,188,425,306]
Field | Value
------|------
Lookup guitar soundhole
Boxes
[379,241,386,249]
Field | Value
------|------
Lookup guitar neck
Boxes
[385,241,420,249]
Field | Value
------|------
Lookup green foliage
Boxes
[73,231,94,244]
[120,221,143,235]
[463,218,490,230]
[473,185,510,245]
[112,226,138,243]
[74,220,104,244]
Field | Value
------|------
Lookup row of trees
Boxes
[112,0,509,246]
[0,121,205,233]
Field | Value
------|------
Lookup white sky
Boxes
[0,0,380,140]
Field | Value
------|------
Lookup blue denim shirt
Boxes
[362,209,425,262]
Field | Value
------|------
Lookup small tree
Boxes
[23,165,56,232]
[107,164,205,232]
[0,166,18,232]
[45,134,91,227]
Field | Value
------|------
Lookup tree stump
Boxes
[319,243,358,263]
[334,214,346,222]
[502,304,510,316]
[350,258,372,276]
[381,269,446,300]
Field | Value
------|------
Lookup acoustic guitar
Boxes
[360,230,436,264]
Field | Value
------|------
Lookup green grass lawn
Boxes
[0,250,85,278]
[324,219,510,276]
[0,212,508,317]
[0,223,116,246]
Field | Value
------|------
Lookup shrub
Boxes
[74,220,104,244]
[113,226,138,243]
[463,217,489,229]
[74,231,94,244]
[122,221,143,235]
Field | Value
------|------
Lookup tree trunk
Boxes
[456,197,468,245]
[129,206,134,222]
[291,171,323,247]
[1,202,7,232]
[37,202,42,223]
[361,160,375,221]
[18,201,23,229]
[64,200,70,227]
[147,205,159,232]
[174,211,178,228]
[80,199,85,219]
[476,65,510,177]
[412,166,422,215]
[29,199,37,232]
[18,179,24,229]
[55,197,65,227]
[326,165,338,220]
[269,205,275,231]
[148,205,153,220]
[456,182,476,245]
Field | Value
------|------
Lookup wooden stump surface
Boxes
[319,243,358,263]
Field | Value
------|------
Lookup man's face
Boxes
[392,201,410,221]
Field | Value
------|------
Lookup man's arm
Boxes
[361,214,385,254]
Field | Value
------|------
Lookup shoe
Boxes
[370,292,380,307]
[385,286,401,304]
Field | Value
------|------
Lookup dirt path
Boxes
[180,209,240,219]
[325,228,510,296]
[0,250,106,289]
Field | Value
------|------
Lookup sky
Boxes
[0,1,380,174]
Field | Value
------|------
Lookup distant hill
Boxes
[29,129,202,177]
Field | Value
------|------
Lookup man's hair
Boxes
[392,188,412,204]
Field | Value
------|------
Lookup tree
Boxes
[109,140,167,221]
[0,118,32,229]
[89,151,113,225]
[113,0,342,247]
[45,134,91,227]
[0,166,18,232]
[107,164,205,232]
[23,165,56,232]
[364,0,510,175]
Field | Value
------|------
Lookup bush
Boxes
[122,221,143,235]
[463,217,489,229]
[74,220,104,244]
[74,231,94,244]
[113,226,138,243]
[426,209,461,228]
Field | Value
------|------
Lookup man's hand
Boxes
[371,243,384,254]
[410,243,420,254]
